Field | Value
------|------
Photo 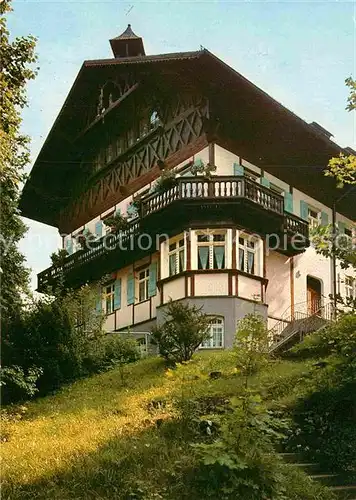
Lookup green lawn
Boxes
[1,351,316,499]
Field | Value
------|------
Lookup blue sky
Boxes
[8,0,356,289]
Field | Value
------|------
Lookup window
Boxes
[197,230,226,270]
[270,183,284,195]
[138,268,150,302]
[201,317,224,349]
[308,207,320,229]
[345,276,355,299]
[244,169,259,182]
[104,284,115,314]
[238,235,259,275]
[169,237,185,276]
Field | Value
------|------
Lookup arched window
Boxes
[201,317,224,349]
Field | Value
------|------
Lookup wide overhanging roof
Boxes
[19,49,355,226]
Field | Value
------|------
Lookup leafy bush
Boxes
[287,315,356,472]
[189,393,333,499]
[0,365,42,404]
[151,300,211,363]
[289,313,356,359]
[234,314,270,387]
[84,335,140,373]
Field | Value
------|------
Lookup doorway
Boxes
[307,276,322,315]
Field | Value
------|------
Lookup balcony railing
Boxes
[141,177,285,217]
[38,176,308,291]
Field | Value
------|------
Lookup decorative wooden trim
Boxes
[190,275,195,296]
[157,268,268,285]
[59,103,209,233]
[235,274,239,296]
[209,142,215,166]
[156,295,267,306]
[263,238,267,278]
[186,229,192,271]
[228,272,233,295]
[185,275,188,297]
[231,229,237,269]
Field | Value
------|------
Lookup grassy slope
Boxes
[1,352,321,499]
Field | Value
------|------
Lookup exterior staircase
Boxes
[279,452,356,499]
[269,302,334,354]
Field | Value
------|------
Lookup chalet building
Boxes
[20,25,355,350]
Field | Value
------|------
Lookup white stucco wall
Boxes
[194,273,229,296]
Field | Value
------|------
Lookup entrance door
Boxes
[307,276,322,315]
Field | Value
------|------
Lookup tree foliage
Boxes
[151,300,211,363]
[0,0,37,324]
[234,314,270,388]
[324,77,356,187]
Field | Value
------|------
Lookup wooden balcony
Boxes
[37,176,309,292]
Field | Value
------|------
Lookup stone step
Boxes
[330,485,356,500]
[311,473,356,488]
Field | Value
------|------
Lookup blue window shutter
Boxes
[95,221,103,238]
[114,278,121,310]
[284,192,293,214]
[96,290,102,313]
[321,212,329,226]
[65,238,73,255]
[115,207,121,215]
[260,175,270,188]
[300,200,309,221]
[148,262,157,297]
[233,163,244,176]
[127,274,135,305]
[338,221,346,234]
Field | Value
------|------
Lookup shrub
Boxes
[289,371,356,472]
[234,314,270,387]
[84,335,140,373]
[151,300,211,363]
[0,365,42,404]
[288,313,356,360]
[189,393,332,499]
[287,315,356,472]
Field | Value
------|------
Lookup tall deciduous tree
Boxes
[0,0,37,324]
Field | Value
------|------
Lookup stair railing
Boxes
[269,301,335,346]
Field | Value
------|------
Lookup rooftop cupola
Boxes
[109,24,145,58]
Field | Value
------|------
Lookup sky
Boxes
[8,0,356,290]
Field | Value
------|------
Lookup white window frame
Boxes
[238,233,260,276]
[200,317,224,349]
[197,230,226,270]
[104,283,115,315]
[137,267,150,303]
[308,207,321,230]
[168,236,186,277]
[345,276,355,299]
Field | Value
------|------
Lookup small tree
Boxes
[234,314,270,389]
[151,300,211,363]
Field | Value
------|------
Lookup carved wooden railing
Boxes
[38,176,309,291]
[141,177,285,217]
[38,220,140,291]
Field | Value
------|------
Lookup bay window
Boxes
[197,231,226,270]
[201,317,224,348]
[169,237,185,276]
